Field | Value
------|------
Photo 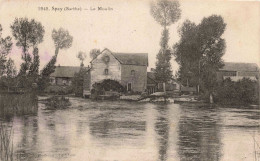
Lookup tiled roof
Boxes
[90,48,148,66]
[50,66,89,78]
[113,52,148,66]
[220,62,259,72]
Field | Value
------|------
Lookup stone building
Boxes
[50,66,83,86]
[83,48,148,96]
[216,62,259,82]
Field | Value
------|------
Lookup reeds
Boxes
[0,93,38,118]
[0,122,14,161]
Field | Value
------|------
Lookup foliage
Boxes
[155,29,173,82]
[150,0,181,28]
[0,93,38,118]
[44,85,73,95]
[5,59,17,78]
[77,51,87,67]
[174,15,226,97]
[28,47,40,78]
[215,78,259,105]
[91,79,126,98]
[38,28,73,91]
[72,67,88,97]
[150,0,181,83]
[10,18,44,76]
[52,28,73,56]
[0,24,13,77]
[44,96,71,110]
[89,48,101,60]
[38,56,57,91]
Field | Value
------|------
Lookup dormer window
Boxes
[104,69,109,75]
[131,70,135,76]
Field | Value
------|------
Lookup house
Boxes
[50,66,83,86]
[216,62,259,82]
[147,70,181,94]
[83,48,148,96]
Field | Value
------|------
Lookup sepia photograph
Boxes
[0,0,259,160]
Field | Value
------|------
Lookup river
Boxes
[7,97,260,161]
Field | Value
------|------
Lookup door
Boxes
[127,83,132,91]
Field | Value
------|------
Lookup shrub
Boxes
[44,85,73,95]
[44,96,71,109]
[215,78,259,105]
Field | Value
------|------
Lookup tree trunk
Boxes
[55,48,59,57]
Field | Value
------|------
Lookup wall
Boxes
[216,71,237,81]
[237,71,259,77]
[121,64,147,92]
[90,50,121,88]
[54,77,72,86]
[217,70,259,82]
[83,71,91,91]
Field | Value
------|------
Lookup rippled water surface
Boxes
[9,97,260,161]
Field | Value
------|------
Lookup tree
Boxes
[28,47,40,78]
[10,18,44,76]
[77,51,87,67]
[5,58,17,78]
[174,15,226,103]
[89,49,100,60]
[150,0,181,83]
[173,20,199,87]
[52,28,73,57]
[38,28,73,91]
[0,24,13,77]
[38,56,57,91]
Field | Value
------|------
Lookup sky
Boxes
[0,0,259,74]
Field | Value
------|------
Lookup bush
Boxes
[91,79,126,99]
[44,96,71,109]
[215,78,259,105]
[44,85,73,95]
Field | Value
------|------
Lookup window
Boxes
[104,69,109,75]
[63,79,67,85]
[131,70,135,76]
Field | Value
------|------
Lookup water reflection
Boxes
[89,103,146,146]
[3,98,260,161]
[154,105,170,161]
[15,117,41,161]
[177,106,222,161]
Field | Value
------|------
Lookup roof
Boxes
[220,62,259,72]
[50,66,89,78]
[113,53,148,66]
[90,49,148,66]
